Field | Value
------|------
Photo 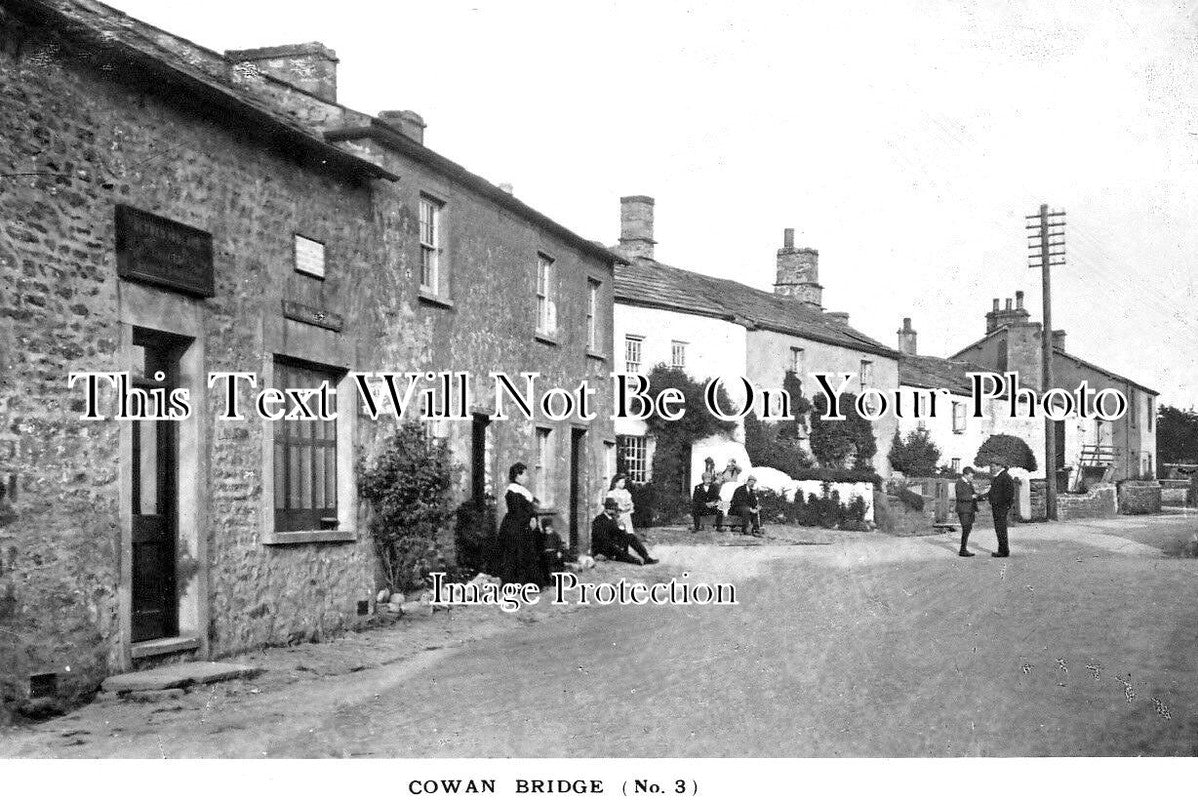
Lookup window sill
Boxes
[534,332,559,346]
[131,636,201,660]
[262,529,357,545]
[586,350,607,362]
[417,291,454,310]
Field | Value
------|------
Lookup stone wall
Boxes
[1117,481,1161,515]
[1056,484,1118,520]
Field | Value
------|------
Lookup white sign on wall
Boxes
[294,234,326,279]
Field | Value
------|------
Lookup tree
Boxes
[809,391,877,470]
[742,370,815,476]
[1157,405,1198,469]
[642,364,738,523]
[975,433,1037,472]
[359,424,460,591]
[888,428,942,477]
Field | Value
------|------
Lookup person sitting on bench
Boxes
[691,472,724,531]
[729,476,763,536]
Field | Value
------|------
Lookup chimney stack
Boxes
[774,228,822,309]
[897,317,918,355]
[226,43,339,103]
[618,196,656,260]
[378,110,426,145]
[1052,329,1066,351]
[985,293,1032,333]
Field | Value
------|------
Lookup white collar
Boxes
[507,482,534,500]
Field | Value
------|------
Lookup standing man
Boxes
[954,467,980,557]
[591,497,658,565]
[730,475,764,536]
[691,473,724,531]
[986,459,1015,558]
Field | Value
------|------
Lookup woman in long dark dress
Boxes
[497,462,544,586]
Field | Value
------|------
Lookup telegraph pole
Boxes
[1027,204,1065,520]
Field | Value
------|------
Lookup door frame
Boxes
[117,282,209,668]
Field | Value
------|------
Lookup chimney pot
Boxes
[618,196,656,260]
[1005,298,1013,310]
[897,317,918,355]
[783,228,795,249]
[379,110,426,145]
[226,42,339,103]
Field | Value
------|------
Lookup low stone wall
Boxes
[1118,481,1162,515]
[1056,483,1117,520]
[1160,479,1192,506]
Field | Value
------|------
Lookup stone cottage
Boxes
[0,0,619,713]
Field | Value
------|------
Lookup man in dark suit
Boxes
[691,473,724,531]
[985,459,1016,558]
[954,467,981,557]
[591,497,658,565]
[730,476,763,536]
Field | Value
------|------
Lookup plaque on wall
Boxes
[282,299,344,332]
[115,205,215,298]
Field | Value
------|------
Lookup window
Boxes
[951,457,962,473]
[535,427,554,504]
[616,435,648,483]
[859,360,874,391]
[1148,396,1154,431]
[419,195,444,295]
[604,440,617,487]
[274,360,339,532]
[671,340,687,370]
[294,235,325,279]
[624,335,643,373]
[536,254,556,336]
[952,401,966,434]
[587,279,601,351]
[790,347,805,377]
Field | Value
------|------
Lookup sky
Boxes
[107,0,1198,407]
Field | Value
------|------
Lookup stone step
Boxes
[101,661,263,694]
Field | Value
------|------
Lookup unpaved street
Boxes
[3,516,1197,757]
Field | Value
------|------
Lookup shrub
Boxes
[359,424,460,592]
[789,467,882,487]
[744,411,812,477]
[975,434,1037,472]
[888,429,942,477]
[629,481,657,529]
[810,391,877,470]
[766,481,872,531]
[453,497,498,575]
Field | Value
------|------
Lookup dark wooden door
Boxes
[471,414,490,507]
[130,334,179,642]
[569,428,586,553]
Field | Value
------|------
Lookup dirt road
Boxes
[3,515,1196,757]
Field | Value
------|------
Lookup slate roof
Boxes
[614,257,899,358]
[898,354,993,395]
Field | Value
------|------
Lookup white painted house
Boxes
[612,195,902,488]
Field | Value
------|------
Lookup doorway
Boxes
[470,413,491,508]
[568,428,587,553]
[130,330,183,642]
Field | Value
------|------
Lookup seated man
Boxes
[729,475,764,536]
[591,497,658,565]
[691,472,724,531]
